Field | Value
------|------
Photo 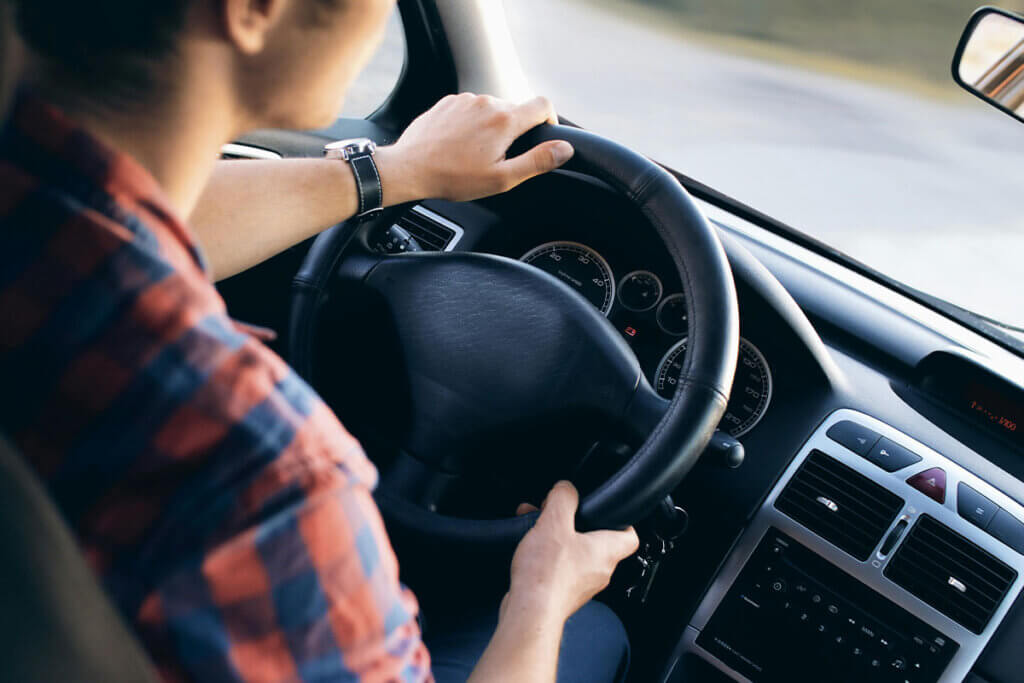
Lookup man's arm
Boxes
[191,94,575,280]
[468,483,639,683]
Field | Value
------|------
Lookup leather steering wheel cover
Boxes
[289,124,739,542]
[514,126,739,530]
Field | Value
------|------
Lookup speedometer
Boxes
[520,241,615,315]
[655,337,773,438]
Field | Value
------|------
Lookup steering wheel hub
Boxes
[290,124,739,543]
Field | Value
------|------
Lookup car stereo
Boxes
[666,409,1024,683]
[695,529,957,681]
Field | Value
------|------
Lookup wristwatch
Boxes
[324,137,383,221]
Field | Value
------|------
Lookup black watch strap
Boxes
[348,151,383,221]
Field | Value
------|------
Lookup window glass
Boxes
[506,0,1024,329]
[340,8,405,119]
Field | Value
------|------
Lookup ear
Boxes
[221,0,291,55]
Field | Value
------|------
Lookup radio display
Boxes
[965,380,1019,436]
[918,353,1024,452]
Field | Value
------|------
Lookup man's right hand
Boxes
[506,481,639,624]
[466,482,638,682]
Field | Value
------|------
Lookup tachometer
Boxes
[521,241,615,315]
[655,337,773,438]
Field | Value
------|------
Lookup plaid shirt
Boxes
[0,93,431,682]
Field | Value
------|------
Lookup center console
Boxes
[665,409,1024,682]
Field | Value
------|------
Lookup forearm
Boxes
[191,94,572,281]
[467,598,564,683]
[190,148,418,280]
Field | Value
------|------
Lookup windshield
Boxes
[505,0,1024,330]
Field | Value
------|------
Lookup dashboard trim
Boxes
[672,408,1024,683]
[409,204,466,252]
[219,142,283,160]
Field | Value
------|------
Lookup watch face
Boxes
[325,138,376,160]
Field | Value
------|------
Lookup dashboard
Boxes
[672,409,1024,682]
[353,169,1024,683]
[514,238,772,438]
[219,137,1024,683]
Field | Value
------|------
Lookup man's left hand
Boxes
[376,93,575,205]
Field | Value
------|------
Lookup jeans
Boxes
[426,600,630,683]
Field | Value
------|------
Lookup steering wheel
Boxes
[289,125,739,547]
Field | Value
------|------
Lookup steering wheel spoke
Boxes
[622,380,671,441]
[378,451,460,513]
[292,123,739,544]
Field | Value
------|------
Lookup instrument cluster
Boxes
[521,240,773,438]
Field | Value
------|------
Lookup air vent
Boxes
[220,143,282,160]
[396,206,464,251]
[885,514,1017,635]
[775,450,904,561]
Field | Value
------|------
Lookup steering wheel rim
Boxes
[289,124,739,547]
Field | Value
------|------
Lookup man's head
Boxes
[12,0,395,131]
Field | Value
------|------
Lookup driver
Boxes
[0,0,639,682]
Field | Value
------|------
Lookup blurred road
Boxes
[503,0,1024,327]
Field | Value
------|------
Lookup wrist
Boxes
[374,144,426,207]
[502,586,569,629]
[495,592,566,646]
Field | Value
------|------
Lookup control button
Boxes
[866,438,923,472]
[907,468,947,503]
[771,579,787,593]
[958,483,999,529]
[826,420,880,455]
[987,509,1024,555]
[880,519,909,556]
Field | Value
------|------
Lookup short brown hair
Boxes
[13,0,193,99]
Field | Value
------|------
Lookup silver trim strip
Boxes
[220,143,283,160]
[409,205,465,252]
[676,408,1024,683]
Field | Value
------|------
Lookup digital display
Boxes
[965,380,1019,436]
[916,353,1024,453]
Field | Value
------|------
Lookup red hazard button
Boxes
[907,468,947,504]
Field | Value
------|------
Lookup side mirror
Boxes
[953,7,1024,124]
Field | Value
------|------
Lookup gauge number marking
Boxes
[520,241,616,316]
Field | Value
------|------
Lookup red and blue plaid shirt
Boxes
[0,93,431,682]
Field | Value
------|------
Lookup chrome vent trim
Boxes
[775,449,904,561]
[220,143,283,160]
[885,515,1017,635]
[396,205,465,252]
[683,409,1024,683]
